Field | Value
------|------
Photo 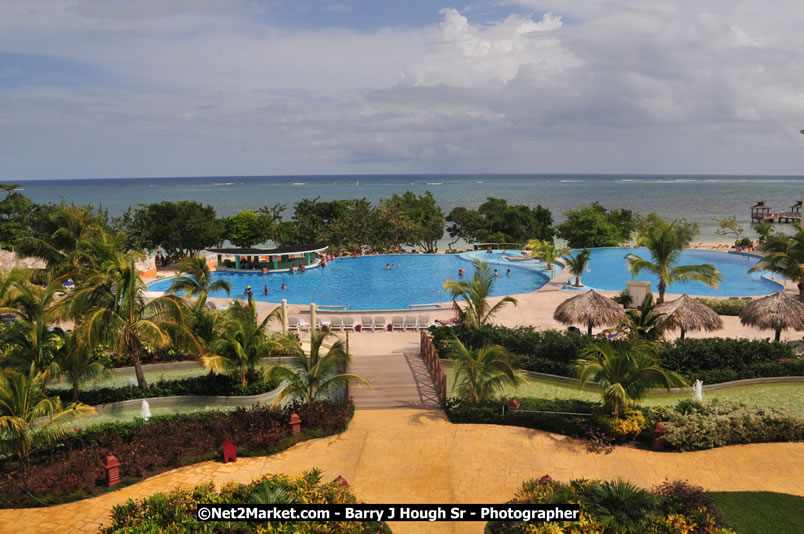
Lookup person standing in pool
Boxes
[506,269,511,276]
[386,264,391,270]
[281,283,287,290]
[263,285,269,295]
[494,269,499,277]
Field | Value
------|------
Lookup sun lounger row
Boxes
[287,315,433,332]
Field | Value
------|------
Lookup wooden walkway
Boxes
[347,332,441,410]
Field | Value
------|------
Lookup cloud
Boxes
[0,1,803,179]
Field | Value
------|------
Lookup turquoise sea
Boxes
[14,174,804,244]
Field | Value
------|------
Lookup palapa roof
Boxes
[751,200,768,208]
[553,290,625,328]
[650,294,723,333]
[739,292,804,332]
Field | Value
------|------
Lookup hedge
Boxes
[429,325,802,383]
[0,400,353,508]
[661,401,804,451]
[446,397,804,452]
[696,298,750,316]
[445,397,598,437]
[48,370,279,406]
[102,470,392,533]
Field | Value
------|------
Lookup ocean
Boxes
[13,174,804,245]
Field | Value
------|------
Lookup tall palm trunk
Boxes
[798,279,804,302]
[657,279,666,304]
[126,334,149,390]
[72,380,80,402]
[575,274,582,287]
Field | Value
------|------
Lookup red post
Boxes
[223,440,237,463]
[289,412,302,434]
[103,455,121,487]
[652,421,666,450]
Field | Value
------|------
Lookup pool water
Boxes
[579,248,782,297]
[148,252,553,310]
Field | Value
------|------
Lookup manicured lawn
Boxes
[711,492,804,534]
[444,366,804,414]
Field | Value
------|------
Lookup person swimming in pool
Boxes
[386,264,391,270]
[459,268,465,277]
[263,285,269,295]
[281,283,287,290]
[494,269,499,277]
[506,269,511,276]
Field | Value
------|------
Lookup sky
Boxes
[2,0,804,179]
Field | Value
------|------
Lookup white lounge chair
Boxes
[288,316,301,332]
[403,316,418,330]
[316,317,332,331]
[373,316,388,331]
[391,316,405,331]
[329,317,345,331]
[342,316,358,331]
[417,315,431,330]
[360,316,375,331]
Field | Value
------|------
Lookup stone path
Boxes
[2,409,802,534]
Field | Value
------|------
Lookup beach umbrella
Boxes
[553,290,625,335]
[650,294,723,339]
[739,291,804,342]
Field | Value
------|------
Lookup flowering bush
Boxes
[103,469,392,533]
[594,410,647,442]
[486,477,734,534]
[584,427,615,454]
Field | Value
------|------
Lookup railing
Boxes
[312,293,349,310]
[420,330,447,406]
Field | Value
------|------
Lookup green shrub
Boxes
[486,477,732,533]
[48,370,278,406]
[594,410,647,443]
[429,326,801,384]
[611,291,633,308]
[102,470,392,533]
[445,397,598,437]
[662,401,804,451]
[696,298,750,316]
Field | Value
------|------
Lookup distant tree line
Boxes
[1,183,656,258]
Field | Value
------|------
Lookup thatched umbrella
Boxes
[650,294,724,339]
[739,291,804,341]
[554,290,625,335]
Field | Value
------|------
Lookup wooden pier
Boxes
[751,200,802,223]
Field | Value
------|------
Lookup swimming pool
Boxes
[579,248,783,297]
[148,251,554,310]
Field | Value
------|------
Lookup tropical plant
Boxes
[0,364,95,464]
[204,301,281,387]
[575,340,687,417]
[68,252,194,390]
[585,479,657,532]
[0,280,67,378]
[749,222,804,301]
[753,221,774,245]
[562,248,591,287]
[616,293,666,341]
[446,339,524,403]
[625,218,721,304]
[526,239,569,270]
[267,331,370,405]
[54,331,108,401]
[168,254,230,305]
[443,259,517,328]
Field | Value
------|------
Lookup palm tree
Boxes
[750,223,804,301]
[616,294,666,341]
[443,259,517,328]
[575,340,686,417]
[55,331,108,402]
[625,219,721,304]
[68,252,193,390]
[563,248,591,287]
[0,267,27,307]
[526,239,569,270]
[267,331,370,406]
[0,364,95,464]
[204,301,281,387]
[447,339,524,403]
[168,255,231,307]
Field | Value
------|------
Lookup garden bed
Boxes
[0,400,353,508]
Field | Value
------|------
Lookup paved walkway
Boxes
[2,409,802,534]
